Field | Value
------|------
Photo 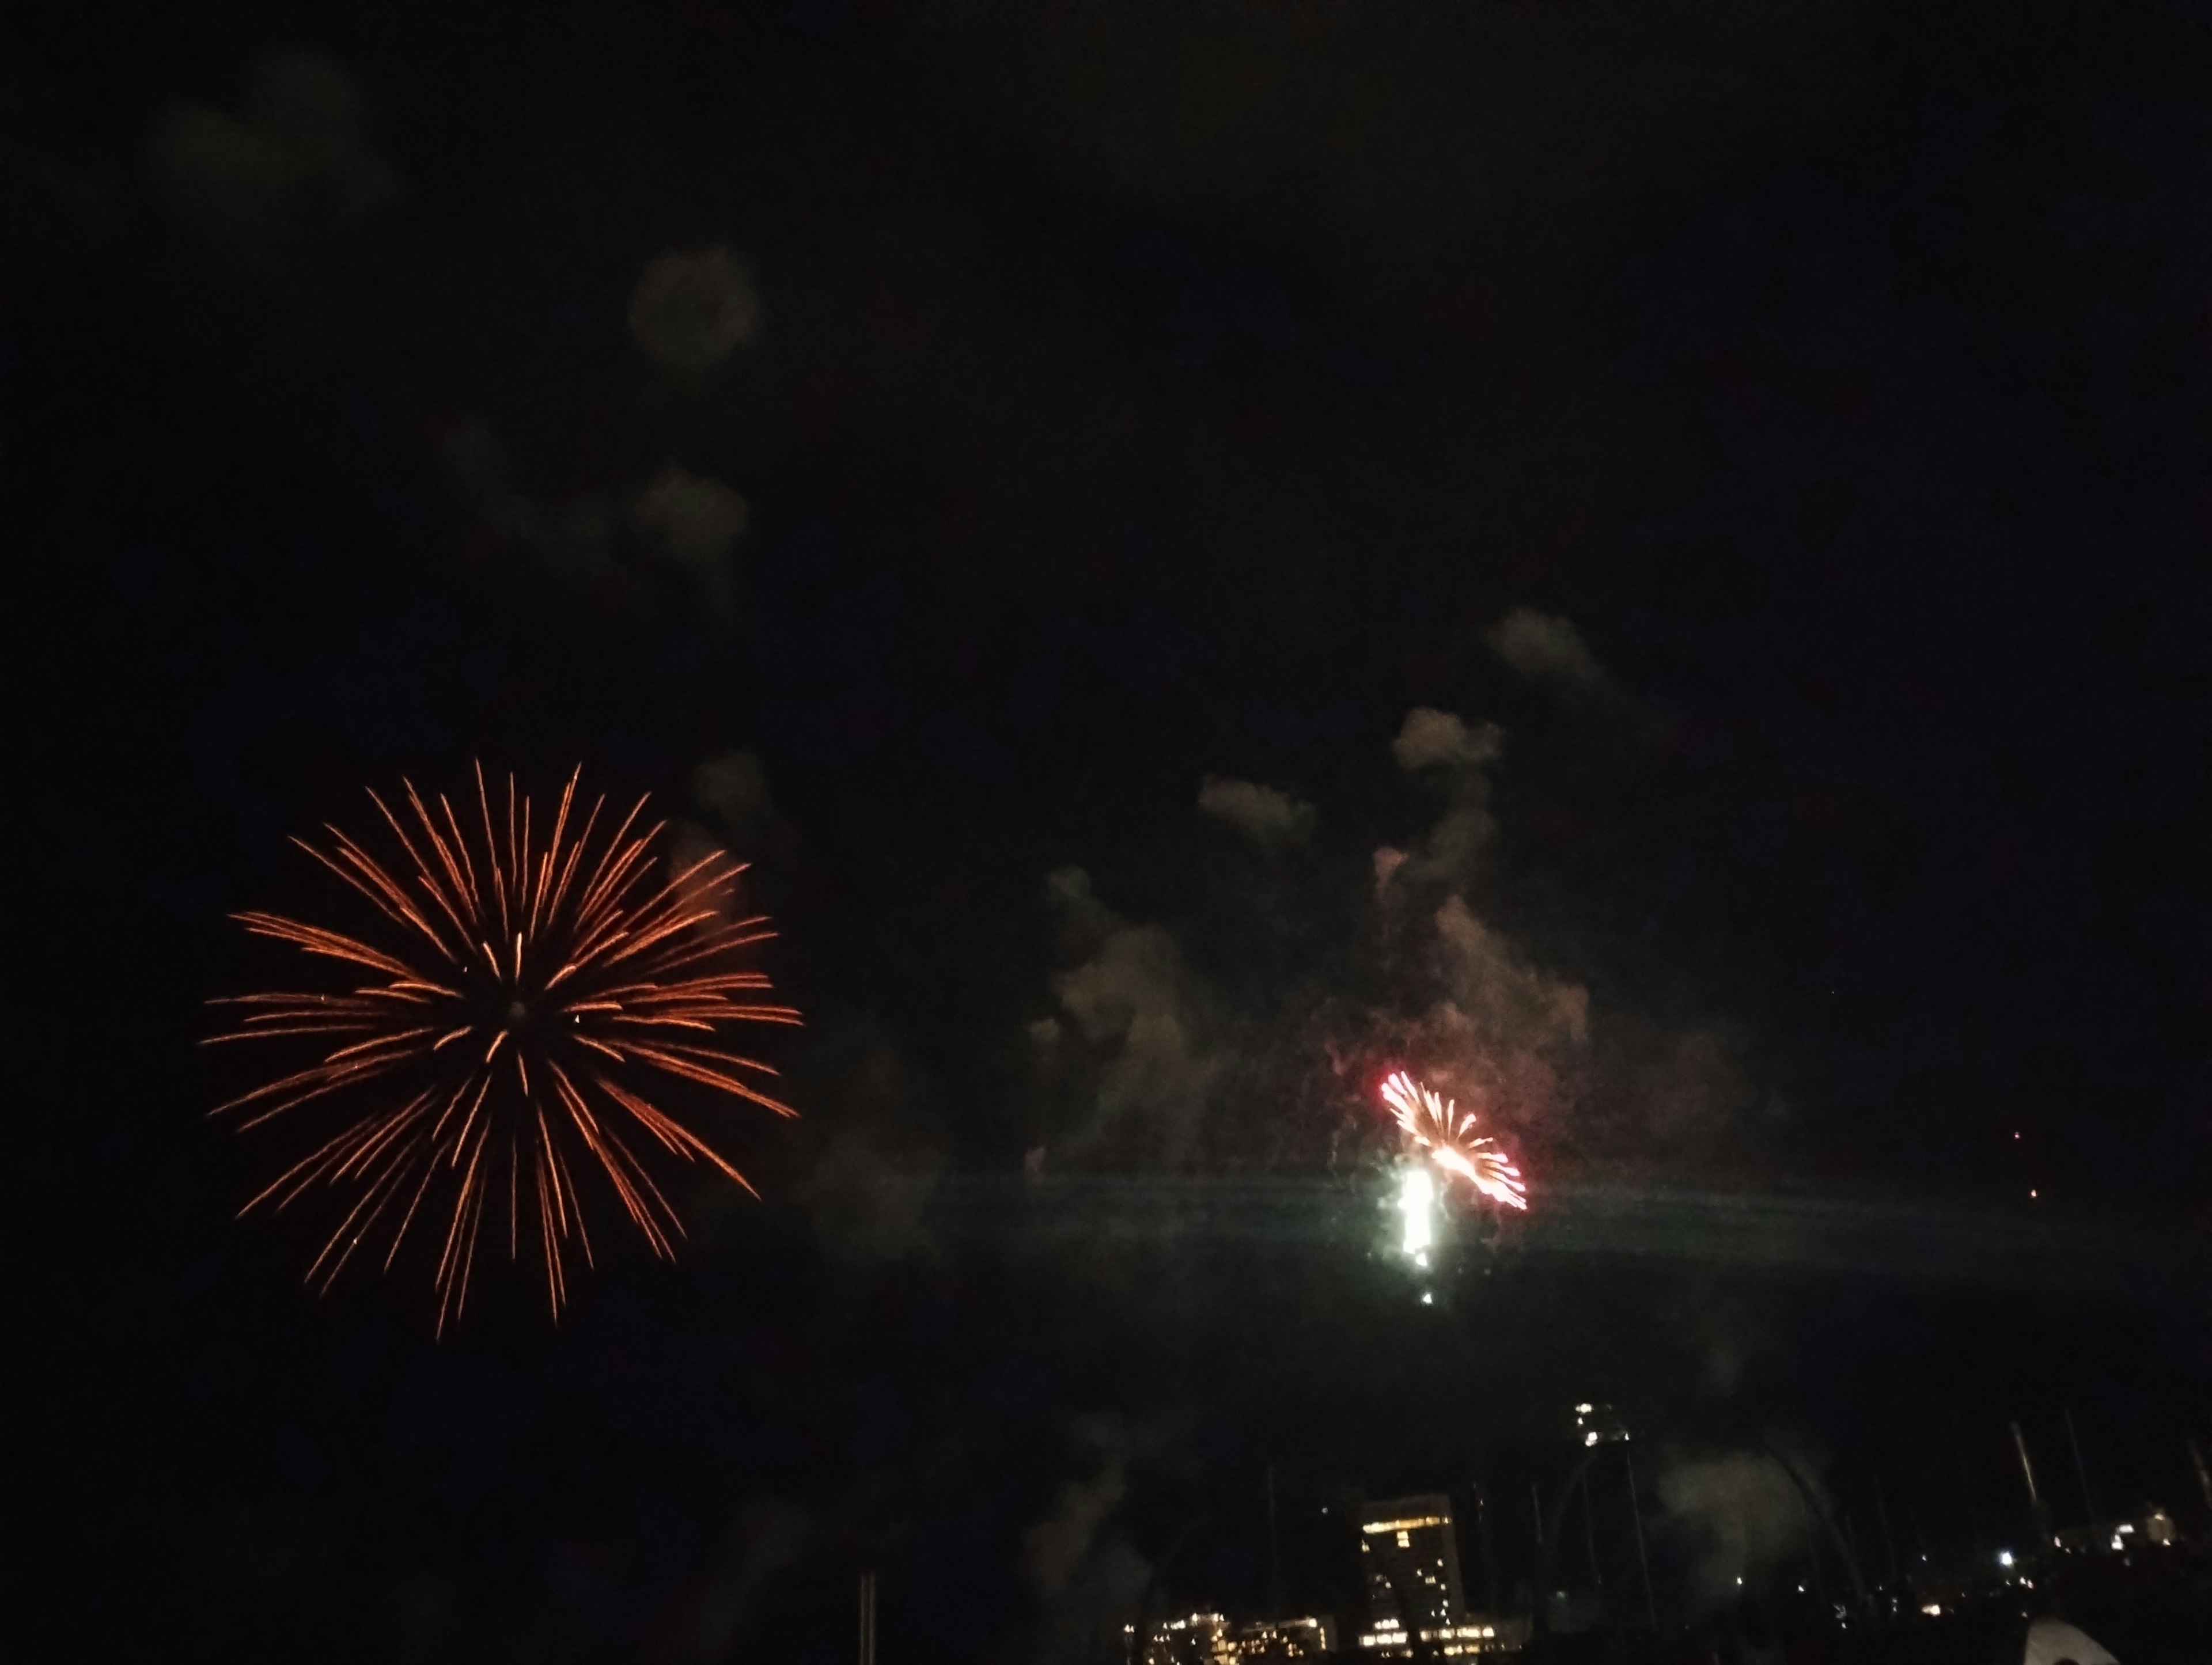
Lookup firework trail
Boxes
[207,765,800,1330]
[1380,1070,1528,1211]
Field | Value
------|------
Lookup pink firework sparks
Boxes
[1380,1070,1528,1211]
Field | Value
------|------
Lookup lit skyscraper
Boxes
[1357,1495,1518,1657]
[1359,1495,1465,1635]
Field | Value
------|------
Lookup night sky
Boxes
[12,3,2211,1661]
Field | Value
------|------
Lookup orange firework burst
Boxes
[207,765,800,1330]
[1380,1070,1528,1211]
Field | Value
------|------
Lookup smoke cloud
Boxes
[1656,1449,1823,1613]
[1034,870,1220,1169]
[795,1014,946,1264]
[1484,605,1675,752]
[1197,776,1315,852]
[692,750,775,851]
[628,246,762,381]
[438,420,623,581]
[803,1124,944,1264]
[148,50,399,264]
[1484,607,1604,688]
[1396,896,1589,1140]
[1022,1429,1128,1599]
[1025,692,1768,1190]
[1645,1029,1759,1144]
[1023,1419,1153,1665]
[1433,896,1590,1052]
[440,424,748,609]
[1378,707,1506,892]
[439,247,766,609]
[1033,1534,1152,1665]
[669,1496,810,1663]
[1391,707,1503,775]
[632,464,748,608]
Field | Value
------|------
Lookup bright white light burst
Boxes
[1399,1165,1435,1260]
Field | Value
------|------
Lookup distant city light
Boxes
[1921,1603,1943,1617]
[1573,1404,1631,1447]
[1997,1550,2014,1568]
[1136,1611,1338,1662]
[1362,1516,1452,1534]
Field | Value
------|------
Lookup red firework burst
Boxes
[207,765,800,1330]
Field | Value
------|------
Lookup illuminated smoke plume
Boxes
[149,50,400,265]
[439,425,749,608]
[1426,896,1589,1086]
[1377,707,1505,891]
[1023,1431,1128,1599]
[1032,868,1219,1169]
[671,1497,811,1664]
[631,464,748,608]
[1657,1449,1823,1613]
[1392,706,1504,775]
[795,1015,946,1265]
[692,750,775,850]
[1484,605,1673,756]
[440,247,766,608]
[1483,606,1604,688]
[1365,893,1590,1168]
[628,246,762,380]
[1197,775,1315,852]
[1025,691,1765,1187]
[1023,1420,1154,1665]
[437,420,623,582]
[1358,693,1600,1163]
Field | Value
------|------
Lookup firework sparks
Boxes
[1380,1070,1529,1212]
[207,765,800,1330]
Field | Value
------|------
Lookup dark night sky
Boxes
[10,3,2212,1661]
